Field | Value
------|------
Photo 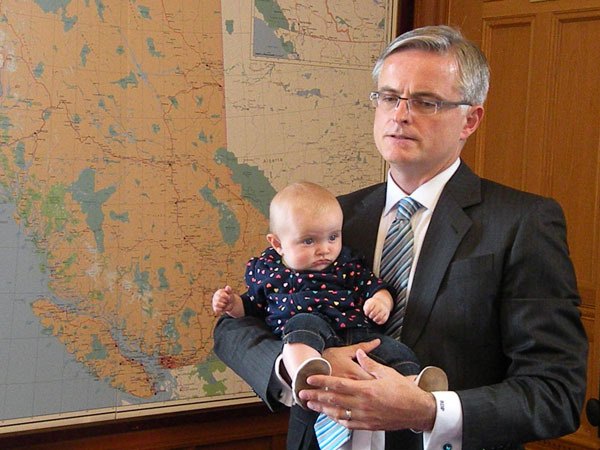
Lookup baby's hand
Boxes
[212,285,235,315]
[363,290,393,325]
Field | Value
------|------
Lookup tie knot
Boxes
[395,197,421,221]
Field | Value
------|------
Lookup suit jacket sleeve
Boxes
[213,315,284,411]
[213,254,281,401]
[456,195,587,449]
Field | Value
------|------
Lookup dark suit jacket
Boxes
[214,162,587,450]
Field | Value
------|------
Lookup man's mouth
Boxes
[386,131,415,141]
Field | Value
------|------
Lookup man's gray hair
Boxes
[372,25,490,105]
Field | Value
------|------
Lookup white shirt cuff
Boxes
[423,391,463,450]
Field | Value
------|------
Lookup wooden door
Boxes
[413,1,600,449]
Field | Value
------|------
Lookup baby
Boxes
[212,181,446,407]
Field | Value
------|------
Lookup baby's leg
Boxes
[282,342,321,379]
[281,313,336,409]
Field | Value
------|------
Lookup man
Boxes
[213,25,587,450]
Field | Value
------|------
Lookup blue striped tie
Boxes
[314,412,351,450]
[381,197,422,339]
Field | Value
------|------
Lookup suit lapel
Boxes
[342,184,386,266]
[402,163,482,348]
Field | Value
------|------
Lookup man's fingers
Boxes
[352,338,381,355]
[320,340,382,381]
[322,339,380,361]
[301,382,379,431]
[356,349,391,379]
[299,377,357,416]
[303,374,360,397]
[307,403,371,430]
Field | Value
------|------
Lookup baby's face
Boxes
[274,206,343,272]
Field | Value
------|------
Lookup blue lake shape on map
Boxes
[253,17,296,59]
[199,185,240,246]
[69,168,116,253]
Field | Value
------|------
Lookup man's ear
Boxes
[266,233,283,254]
[460,105,484,141]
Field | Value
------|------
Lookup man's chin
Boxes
[379,144,419,162]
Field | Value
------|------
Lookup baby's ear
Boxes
[266,233,283,254]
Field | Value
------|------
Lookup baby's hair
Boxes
[269,182,341,234]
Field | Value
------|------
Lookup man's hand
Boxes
[322,339,381,380]
[299,349,437,432]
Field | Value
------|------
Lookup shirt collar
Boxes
[384,158,461,216]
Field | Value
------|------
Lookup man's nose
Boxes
[393,98,410,121]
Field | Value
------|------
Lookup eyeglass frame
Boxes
[369,91,472,115]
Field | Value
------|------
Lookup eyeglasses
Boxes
[369,91,471,115]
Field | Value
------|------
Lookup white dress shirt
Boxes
[372,158,463,450]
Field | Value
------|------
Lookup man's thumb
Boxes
[356,349,385,379]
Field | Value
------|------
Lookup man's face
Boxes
[373,49,482,190]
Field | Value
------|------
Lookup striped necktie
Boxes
[380,197,422,339]
[314,412,351,450]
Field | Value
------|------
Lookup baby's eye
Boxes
[328,234,339,242]
[302,238,314,245]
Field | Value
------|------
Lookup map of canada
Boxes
[0,0,389,430]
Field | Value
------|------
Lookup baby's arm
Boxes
[212,285,245,318]
[363,289,393,325]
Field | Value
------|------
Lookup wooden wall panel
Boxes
[479,19,534,189]
[547,12,600,293]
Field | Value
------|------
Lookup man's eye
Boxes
[381,95,398,104]
[412,99,437,109]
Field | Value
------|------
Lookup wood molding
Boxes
[0,404,289,450]
[413,0,450,27]
[397,0,416,34]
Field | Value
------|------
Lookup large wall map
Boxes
[0,0,392,431]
